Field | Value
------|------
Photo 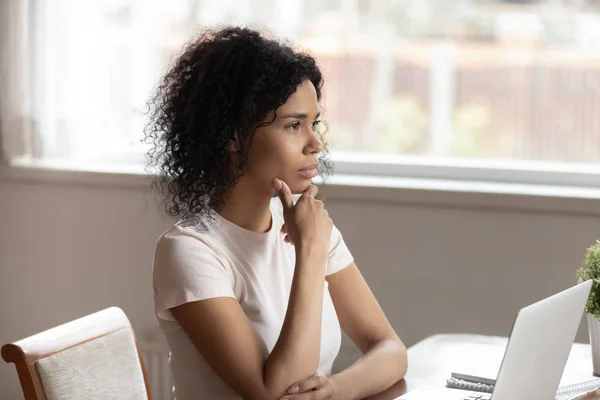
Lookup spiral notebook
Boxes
[446,373,600,399]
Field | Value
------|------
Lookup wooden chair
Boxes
[1,307,152,400]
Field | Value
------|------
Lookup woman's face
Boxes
[243,80,323,195]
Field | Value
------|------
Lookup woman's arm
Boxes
[264,248,327,388]
[171,181,332,400]
[172,249,327,400]
[327,263,408,400]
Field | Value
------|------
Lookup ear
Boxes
[228,131,241,152]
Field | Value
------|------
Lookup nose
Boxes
[305,131,323,155]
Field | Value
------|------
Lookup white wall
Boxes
[1,169,599,399]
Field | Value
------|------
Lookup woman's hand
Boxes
[273,178,332,257]
[279,374,341,400]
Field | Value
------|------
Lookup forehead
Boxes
[277,80,318,113]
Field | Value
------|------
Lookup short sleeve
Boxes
[152,227,236,321]
[325,223,354,276]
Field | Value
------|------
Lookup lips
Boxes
[298,163,319,172]
[297,163,319,179]
[298,169,318,179]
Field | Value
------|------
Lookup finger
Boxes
[284,235,293,244]
[301,184,318,199]
[280,224,287,234]
[280,387,326,400]
[289,375,325,394]
[273,178,294,212]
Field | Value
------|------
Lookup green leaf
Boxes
[578,240,600,319]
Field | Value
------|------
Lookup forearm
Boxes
[263,250,327,395]
[332,339,408,400]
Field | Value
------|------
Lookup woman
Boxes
[145,26,407,400]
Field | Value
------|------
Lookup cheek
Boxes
[247,135,295,173]
[268,131,300,157]
[247,137,310,191]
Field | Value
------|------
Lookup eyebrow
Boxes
[279,111,321,120]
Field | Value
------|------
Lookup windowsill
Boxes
[1,158,600,216]
[0,157,151,190]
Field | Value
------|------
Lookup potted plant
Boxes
[576,239,600,376]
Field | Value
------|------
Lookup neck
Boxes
[215,177,274,233]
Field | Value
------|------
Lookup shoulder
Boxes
[152,223,238,321]
[156,220,214,247]
[154,222,224,268]
[152,222,236,293]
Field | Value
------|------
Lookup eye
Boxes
[287,122,301,131]
[311,120,321,130]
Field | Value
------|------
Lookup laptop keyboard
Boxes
[463,395,491,400]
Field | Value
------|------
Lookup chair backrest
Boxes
[1,307,152,400]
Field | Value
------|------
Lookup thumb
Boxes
[273,178,294,212]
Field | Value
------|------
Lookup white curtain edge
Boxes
[0,0,33,165]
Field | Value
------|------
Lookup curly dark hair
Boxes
[144,26,331,225]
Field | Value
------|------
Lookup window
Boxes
[13,0,600,184]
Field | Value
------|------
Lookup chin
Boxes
[289,178,313,195]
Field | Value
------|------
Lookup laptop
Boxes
[398,279,593,400]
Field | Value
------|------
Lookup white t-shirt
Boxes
[152,197,354,400]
